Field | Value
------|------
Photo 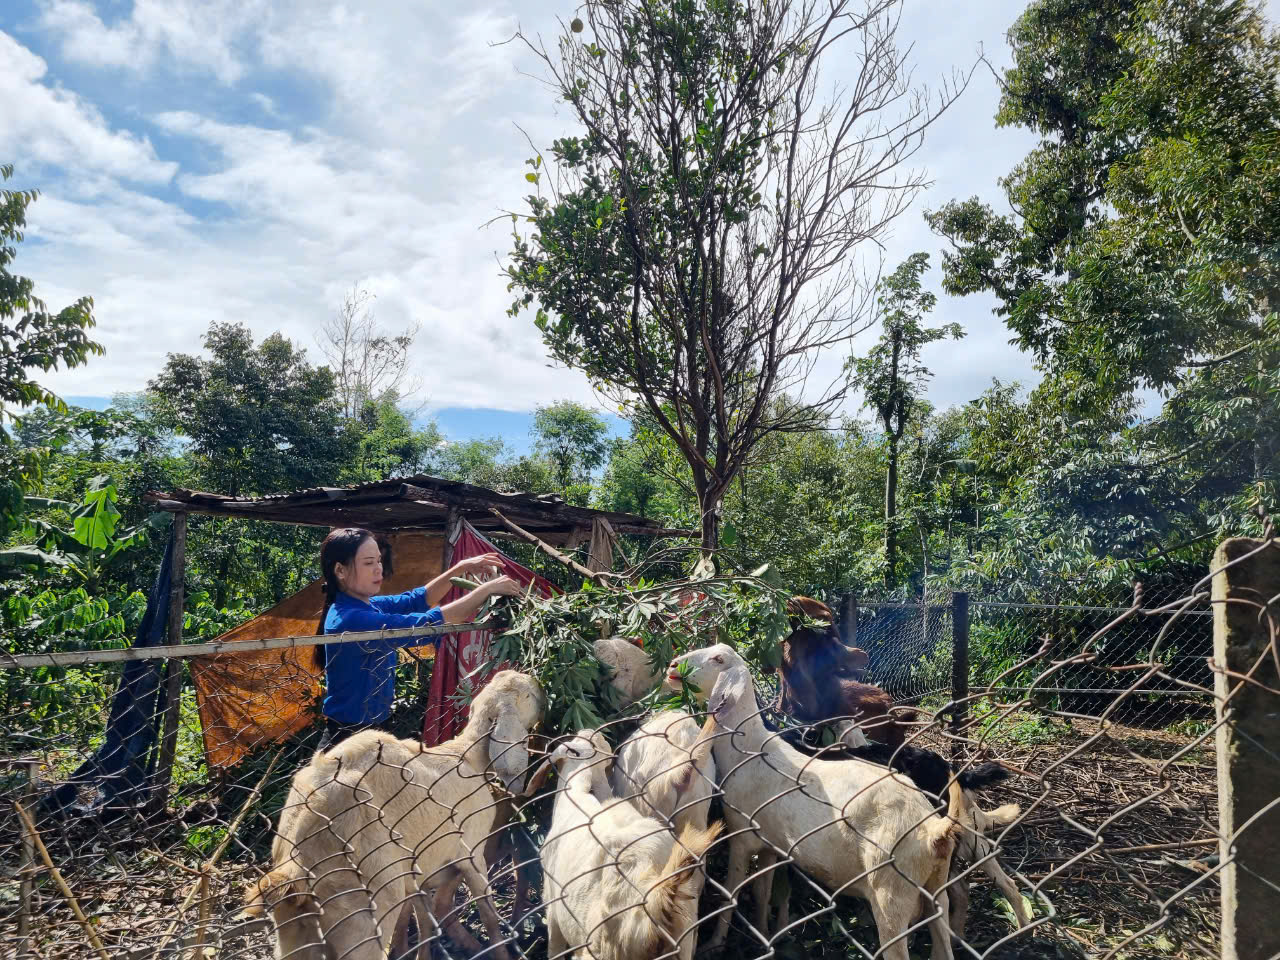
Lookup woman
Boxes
[316,526,521,749]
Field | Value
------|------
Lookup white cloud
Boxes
[35,0,267,84]
[248,92,278,117]
[11,0,1054,420]
[0,30,175,183]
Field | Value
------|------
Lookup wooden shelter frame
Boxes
[138,475,694,801]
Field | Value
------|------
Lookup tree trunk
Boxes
[1255,350,1271,482]
[884,438,899,587]
[700,502,720,556]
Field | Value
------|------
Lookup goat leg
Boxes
[978,846,1030,928]
[926,887,955,960]
[458,859,514,960]
[430,873,487,958]
[705,833,751,951]
[946,865,971,941]
[751,850,778,942]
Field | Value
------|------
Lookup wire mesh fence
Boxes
[856,602,955,705]
[2,534,1276,960]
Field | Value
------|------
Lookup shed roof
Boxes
[144,475,691,544]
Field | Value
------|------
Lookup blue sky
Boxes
[3,0,1134,444]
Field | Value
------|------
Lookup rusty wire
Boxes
[1,530,1277,960]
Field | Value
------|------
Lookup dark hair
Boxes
[376,535,394,578]
[320,527,379,601]
[315,527,379,671]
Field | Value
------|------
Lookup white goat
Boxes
[243,670,544,960]
[828,717,1030,932]
[542,726,723,960]
[594,636,663,705]
[611,710,719,958]
[944,791,1028,932]
[667,646,958,960]
[612,710,717,834]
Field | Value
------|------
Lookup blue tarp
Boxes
[43,532,175,818]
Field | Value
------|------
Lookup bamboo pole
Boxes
[0,619,484,670]
[192,869,211,960]
[490,508,611,583]
[13,802,112,960]
[16,760,37,960]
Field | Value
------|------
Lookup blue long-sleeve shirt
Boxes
[322,587,443,724]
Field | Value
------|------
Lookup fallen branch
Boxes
[150,749,282,960]
[489,508,616,584]
[13,801,112,960]
[193,869,211,960]
[1105,837,1218,855]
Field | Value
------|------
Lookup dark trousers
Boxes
[317,717,380,753]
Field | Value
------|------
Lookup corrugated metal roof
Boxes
[143,474,689,542]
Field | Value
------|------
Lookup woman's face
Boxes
[335,536,383,601]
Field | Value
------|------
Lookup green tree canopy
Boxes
[147,322,353,498]
[532,400,610,492]
[927,0,1280,523]
[1,164,102,538]
[847,253,963,585]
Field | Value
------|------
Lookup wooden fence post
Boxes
[950,591,970,746]
[1212,537,1280,960]
[151,512,187,815]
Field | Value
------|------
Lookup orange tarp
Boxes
[192,532,444,768]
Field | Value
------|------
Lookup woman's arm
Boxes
[424,552,506,607]
[440,574,522,624]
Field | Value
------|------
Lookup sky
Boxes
[1,0,1052,450]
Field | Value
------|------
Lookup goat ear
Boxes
[519,756,555,797]
[488,700,531,794]
[707,665,752,721]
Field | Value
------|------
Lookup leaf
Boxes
[71,475,120,550]
[21,496,74,511]
[0,545,71,568]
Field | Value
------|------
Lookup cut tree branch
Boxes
[490,508,617,583]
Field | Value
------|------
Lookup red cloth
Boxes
[421,522,559,746]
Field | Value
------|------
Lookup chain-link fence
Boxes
[3,534,1277,960]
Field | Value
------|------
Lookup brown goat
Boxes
[778,597,917,749]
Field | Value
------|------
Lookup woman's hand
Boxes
[451,552,505,581]
[482,575,522,598]
[441,573,523,624]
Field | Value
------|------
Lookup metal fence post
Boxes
[840,593,858,650]
[950,591,969,746]
[1212,537,1280,960]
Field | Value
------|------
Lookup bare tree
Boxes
[506,0,973,550]
[317,285,423,421]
